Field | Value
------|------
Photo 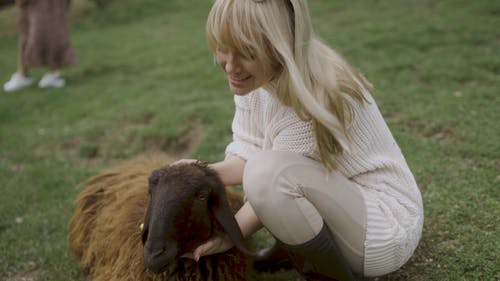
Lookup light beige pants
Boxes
[243,151,367,274]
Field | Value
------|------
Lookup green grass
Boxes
[0,0,498,280]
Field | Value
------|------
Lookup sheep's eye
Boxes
[149,178,158,187]
[197,192,208,201]
[149,171,162,187]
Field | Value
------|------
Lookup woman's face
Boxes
[215,47,271,96]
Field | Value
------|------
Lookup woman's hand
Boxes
[171,158,199,166]
[173,155,246,186]
[182,234,234,262]
[182,202,262,261]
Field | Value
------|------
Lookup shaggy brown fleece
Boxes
[68,155,252,281]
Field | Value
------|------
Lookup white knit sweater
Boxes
[225,88,424,277]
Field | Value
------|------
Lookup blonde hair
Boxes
[206,0,372,170]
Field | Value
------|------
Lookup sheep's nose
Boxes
[143,244,177,273]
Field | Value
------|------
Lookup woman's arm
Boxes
[189,201,262,261]
[173,154,246,186]
[235,201,262,238]
[209,154,263,236]
[208,154,246,186]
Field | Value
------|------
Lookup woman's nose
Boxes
[225,53,241,74]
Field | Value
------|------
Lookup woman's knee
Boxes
[243,151,272,203]
[243,151,291,206]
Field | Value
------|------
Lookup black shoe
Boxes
[281,223,357,281]
[253,241,294,272]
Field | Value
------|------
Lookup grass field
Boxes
[0,0,498,280]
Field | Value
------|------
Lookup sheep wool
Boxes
[68,155,252,281]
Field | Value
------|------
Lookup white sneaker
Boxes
[38,72,65,88]
[3,72,33,92]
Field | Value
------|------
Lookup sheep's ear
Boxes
[211,185,252,255]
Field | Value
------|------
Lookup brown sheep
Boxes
[68,155,256,281]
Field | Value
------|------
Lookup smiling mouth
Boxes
[229,75,251,83]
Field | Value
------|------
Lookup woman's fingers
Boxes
[172,158,198,165]
[193,246,204,262]
[193,239,215,261]
[181,252,194,259]
[182,236,234,262]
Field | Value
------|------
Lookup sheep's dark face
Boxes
[141,162,244,274]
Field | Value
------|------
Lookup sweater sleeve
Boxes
[267,108,319,160]
[225,94,263,160]
[225,89,319,161]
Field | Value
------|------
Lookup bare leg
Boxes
[17,57,28,77]
[50,68,61,76]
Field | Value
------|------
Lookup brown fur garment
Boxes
[68,155,250,281]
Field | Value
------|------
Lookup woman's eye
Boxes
[242,52,256,60]
[217,46,229,53]
[243,47,256,59]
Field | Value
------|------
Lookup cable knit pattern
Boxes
[225,88,423,277]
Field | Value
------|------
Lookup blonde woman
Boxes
[179,0,424,280]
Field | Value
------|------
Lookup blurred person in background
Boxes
[3,0,77,92]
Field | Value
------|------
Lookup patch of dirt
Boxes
[144,119,206,159]
[5,262,41,281]
[59,136,82,156]
[420,126,455,142]
[0,157,26,172]
[52,115,206,164]
[394,118,457,143]
[383,110,458,143]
